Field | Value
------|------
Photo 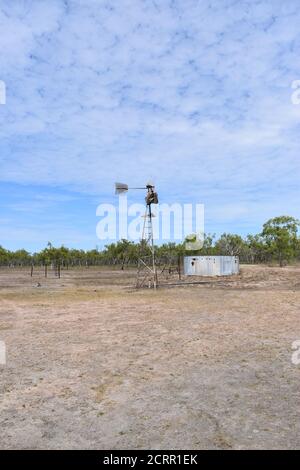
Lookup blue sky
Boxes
[0,0,300,252]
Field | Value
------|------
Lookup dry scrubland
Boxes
[0,265,299,449]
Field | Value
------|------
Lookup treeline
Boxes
[1,216,300,268]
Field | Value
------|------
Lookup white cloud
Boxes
[0,0,300,247]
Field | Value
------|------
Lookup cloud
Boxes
[0,0,300,248]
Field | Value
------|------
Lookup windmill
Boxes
[115,182,159,289]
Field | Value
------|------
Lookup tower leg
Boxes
[136,203,157,289]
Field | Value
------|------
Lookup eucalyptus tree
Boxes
[261,216,300,267]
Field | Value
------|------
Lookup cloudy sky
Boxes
[0,0,300,251]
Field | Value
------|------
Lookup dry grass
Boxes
[0,265,300,449]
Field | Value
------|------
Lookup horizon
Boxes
[0,210,298,255]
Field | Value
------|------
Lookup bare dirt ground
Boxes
[0,264,299,449]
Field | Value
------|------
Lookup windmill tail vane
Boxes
[115,182,153,195]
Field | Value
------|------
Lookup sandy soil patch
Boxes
[0,265,299,449]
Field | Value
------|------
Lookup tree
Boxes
[12,249,31,266]
[0,215,299,268]
[200,233,216,255]
[0,246,10,266]
[261,216,300,266]
[214,233,245,256]
[245,234,266,264]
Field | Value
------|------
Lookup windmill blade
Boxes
[115,182,129,194]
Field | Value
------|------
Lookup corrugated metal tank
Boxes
[184,256,239,276]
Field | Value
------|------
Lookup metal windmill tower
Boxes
[115,182,159,289]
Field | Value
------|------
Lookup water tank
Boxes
[184,256,239,276]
